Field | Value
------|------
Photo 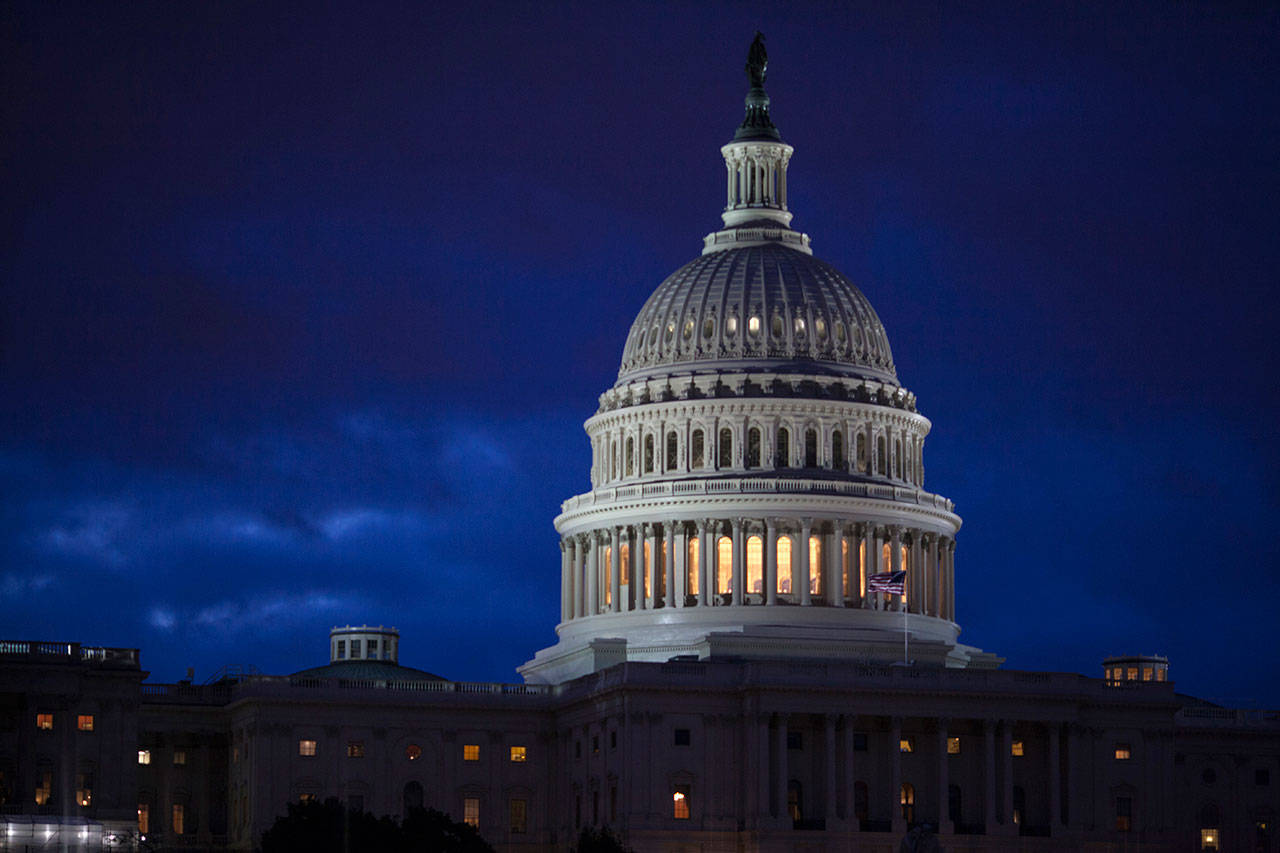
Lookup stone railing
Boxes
[140,675,557,706]
[0,640,139,667]
[1176,707,1280,728]
[562,478,954,514]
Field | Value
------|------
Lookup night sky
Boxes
[4,3,1278,705]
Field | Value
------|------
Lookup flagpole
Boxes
[902,591,908,665]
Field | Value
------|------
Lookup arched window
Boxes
[691,429,705,469]
[948,784,962,824]
[832,430,845,470]
[666,431,678,470]
[787,780,803,822]
[716,535,733,595]
[805,429,818,467]
[856,432,867,472]
[746,536,763,594]
[686,536,700,597]
[776,428,790,467]
[609,439,617,480]
[808,535,822,595]
[644,434,654,474]
[619,543,630,586]
[894,439,903,479]
[718,428,733,468]
[900,782,914,822]
[876,435,887,475]
[854,781,869,822]
[403,781,424,813]
[746,427,761,467]
[626,437,635,477]
[1012,786,1025,826]
[777,536,793,594]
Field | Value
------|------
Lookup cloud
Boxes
[40,503,132,566]
[179,590,366,635]
[0,572,55,599]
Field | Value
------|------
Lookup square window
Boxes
[509,746,527,763]
[463,797,480,827]
[674,728,691,746]
[77,715,94,732]
[852,733,868,752]
[899,737,914,753]
[36,713,53,730]
[947,736,961,755]
[173,750,186,766]
[509,798,527,834]
[1200,828,1218,849]
[673,785,691,819]
[464,743,480,762]
[1114,743,1131,761]
[137,749,152,765]
[1257,768,1271,786]
[298,739,317,757]
[787,731,803,750]
[1011,740,1025,757]
[346,741,365,758]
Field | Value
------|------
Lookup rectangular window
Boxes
[673,785,691,819]
[610,730,617,749]
[787,731,802,750]
[77,714,94,732]
[947,736,961,755]
[1201,828,1220,850]
[137,749,152,765]
[172,803,186,835]
[674,728,691,746]
[173,750,186,766]
[298,739,317,757]
[346,741,365,758]
[368,639,378,658]
[75,772,93,806]
[1114,743,1131,761]
[299,793,314,803]
[510,798,527,834]
[900,737,914,753]
[852,732,868,752]
[1115,796,1132,832]
[1011,740,1025,757]
[464,744,480,762]
[509,746,527,762]
[36,713,53,730]
[35,770,52,805]
[336,640,346,659]
[137,804,149,834]
[464,797,480,827]
[592,735,599,754]
[350,639,361,658]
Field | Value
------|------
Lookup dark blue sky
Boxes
[3,2,1278,704]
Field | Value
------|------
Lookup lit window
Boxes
[510,746,527,763]
[1115,796,1132,832]
[464,744,480,762]
[673,785,690,819]
[299,793,314,803]
[75,772,93,806]
[510,798,527,833]
[77,714,94,732]
[947,737,961,755]
[173,750,186,766]
[36,713,53,730]
[1142,666,1153,681]
[346,741,365,758]
[172,803,186,835]
[463,797,479,827]
[298,739,317,757]
[899,737,914,753]
[592,735,599,754]
[35,770,52,805]
[1200,828,1219,850]
[1011,740,1025,757]
[137,804,150,834]
[1114,743,1131,761]
[1126,666,1138,680]
[406,744,421,761]
[137,750,152,765]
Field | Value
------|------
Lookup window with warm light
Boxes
[173,750,186,766]
[673,785,690,819]
[36,713,53,730]
[1114,743,1131,761]
[899,737,914,753]
[509,746,526,762]
[463,797,479,827]
[746,535,763,594]
[138,803,149,834]
[346,741,365,758]
[686,536,699,595]
[75,772,92,807]
[510,798,527,833]
[406,744,421,761]
[1011,740,1025,757]
[717,535,733,594]
[947,737,961,755]
[35,770,52,805]
[1200,828,1219,850]
[809,535,822,595]
[298,739,317,757]
[137,750,151,765]
[77,714,94,732]
[776,535,793,594]
[1115,796,1132,832]
[464,744,480,762]
[172,803,185,835]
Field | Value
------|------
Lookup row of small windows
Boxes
[629,311,886,361]
[35,713,96,731]
[333,638,393,660]
[295,739,528,763]
[601,425,921,484]
[137,749,186,766]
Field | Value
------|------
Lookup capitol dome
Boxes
[521,35,999,685]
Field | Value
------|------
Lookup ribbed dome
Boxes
[617,243,897,386]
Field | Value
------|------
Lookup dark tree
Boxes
[260,799,493,853]
[400,807,495,853]
[571,826,631,853]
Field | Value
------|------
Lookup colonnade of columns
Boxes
[724,145,790,210]
[559,519,956,624]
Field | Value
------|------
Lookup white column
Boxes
[698,520,711,608]
[826,526,841,606]
[610,527,622,614]
[909,531,923,613]
[641,523,653,610]
[731,518,744,606]
[576,535,587,618]
[559,538,569,622]
[675,522,687,607]
[765,517,778,606]
[799,518,812,606]
[947,540,957,621]
[867,526,881,609]
[664,521,676,608]
[587,532,599,616]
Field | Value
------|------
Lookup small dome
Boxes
[617,243,897,386]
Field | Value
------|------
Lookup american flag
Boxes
[868,570,906,594]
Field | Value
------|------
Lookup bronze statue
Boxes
[746,32,768,87]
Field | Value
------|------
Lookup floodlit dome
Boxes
[618,243,897,386]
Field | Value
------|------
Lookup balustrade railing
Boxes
[565,477,953,514]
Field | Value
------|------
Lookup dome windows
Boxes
[748,315,761,336]
[665,321,676,344]
[725,315,738,337]
[703,317,716,340]
[771,315,784,339]
[683,319,695,341]
[815,317,827,341]
[835,321,847,345]
[794,317,806,336]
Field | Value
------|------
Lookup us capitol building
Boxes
[1,38,1276,853]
